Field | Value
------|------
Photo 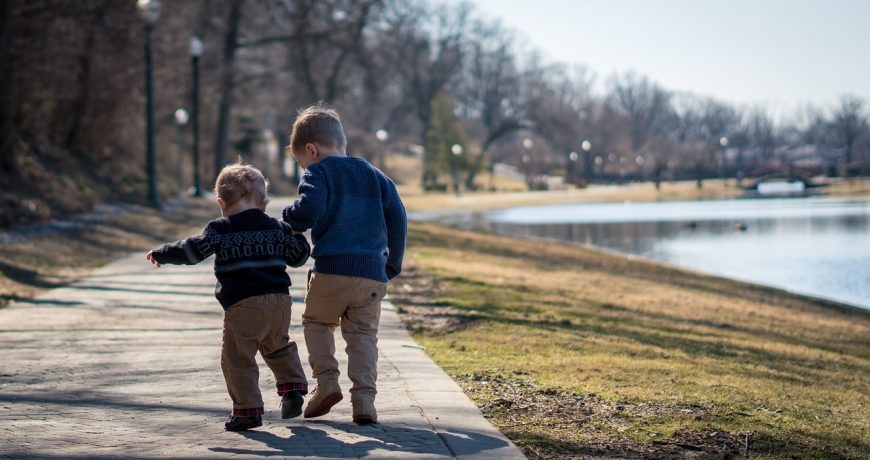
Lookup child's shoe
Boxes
[281,390,304,419]
[224,415,262,431]
[303,380,342,418]
[352,398,377,424]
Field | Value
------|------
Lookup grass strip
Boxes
[392,222,870,459]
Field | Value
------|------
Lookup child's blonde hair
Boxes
[288,104,347,156]
[214,163,269,207]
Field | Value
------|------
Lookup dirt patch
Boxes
[458,374,752,460]
[390,263,480,334]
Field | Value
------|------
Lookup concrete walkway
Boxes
[0,226,524,458]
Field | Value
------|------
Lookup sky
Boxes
[468,0,870,115]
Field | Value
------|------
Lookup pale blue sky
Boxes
[468,0,870,113]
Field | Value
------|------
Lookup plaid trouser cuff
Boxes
[231,407,264,417]
[277,382,309,396]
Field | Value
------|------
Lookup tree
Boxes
[607,72,671,187]
[386,0,470,189]
[524,63,595,185]
[454,18,527,188]
[829,94,868,172]
[424,92,476,191]
[747,107,777,168]
[0,0,14,178]
[213,0,244,180]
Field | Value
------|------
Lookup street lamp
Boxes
[174,108,188,190]
[264,130,278,179]
[719,136,729,186]
[451,144,463,196]
[581,139,592,182]
[522,138,533,189]
[568,151,578,186]
[137,0,162,208]
[522,137,534,150]
[375,129,388,169]
[189,36,203,197]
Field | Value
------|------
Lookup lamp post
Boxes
[450,144,463,196]
[263,130,278,179]
[568,151,578,186]
[719,136,729,186]
[189,36,203,197]
[376,129,388,169]
[522,137,533,189]
[174,108,188,190]
[581,139,592,183]
[137,0,161,208]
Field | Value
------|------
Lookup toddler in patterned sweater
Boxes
[146,163,310,431]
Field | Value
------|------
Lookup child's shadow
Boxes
[209,419,507,457]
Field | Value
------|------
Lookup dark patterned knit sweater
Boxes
[150,208,310,309]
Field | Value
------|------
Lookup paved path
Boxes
[0,215,524,458]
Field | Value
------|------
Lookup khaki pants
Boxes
[221,293,308,411]
[303,272,388,402]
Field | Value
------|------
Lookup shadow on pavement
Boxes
[0,391,225,417]
[65,284,209,297]
[0,295,85,307]
[209,420,508,457]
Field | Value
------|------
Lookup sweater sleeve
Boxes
[150,222,219,265]
[383,179,407,280]
[282,224,311,268]
[282,166,328,232]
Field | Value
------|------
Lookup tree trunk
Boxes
[213,0,243,180]
[65,1,111,154]
[0,0,15,175]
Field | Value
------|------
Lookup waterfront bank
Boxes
[395,220,870,458]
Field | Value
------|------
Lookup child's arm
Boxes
[281,224,311,268]
[146,223,219,267]
[383,180,408,280]
[282,166,327,232]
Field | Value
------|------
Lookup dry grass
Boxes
[822,177,870,197]
[0,199,217,307]
[400,180,745,213]
[395,222,870,459]
[399,177,870,214]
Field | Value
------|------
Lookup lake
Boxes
[434,197,870,310]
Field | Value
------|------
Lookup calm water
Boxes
[447,198,870,310]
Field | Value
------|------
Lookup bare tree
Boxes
[829,94,868,172]
[607,72,671,187]
[213,0,244,179]
[747,107,777,168]
[0,0,14,177]
[454,18,527,187]
[386,0,469,189]
[524,63,595,185]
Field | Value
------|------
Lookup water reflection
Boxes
[447,198,870,310]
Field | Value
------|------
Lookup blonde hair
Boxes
[214,163,269,207]
[288,104,347,156]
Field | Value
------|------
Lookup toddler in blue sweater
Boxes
[282,105,407,424]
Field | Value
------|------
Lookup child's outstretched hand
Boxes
[146,251,161,268]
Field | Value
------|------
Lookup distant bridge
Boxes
[741,166,819,190]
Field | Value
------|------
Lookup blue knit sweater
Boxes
[282,156,407,282]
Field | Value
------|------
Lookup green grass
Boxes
[397,222,870,459]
